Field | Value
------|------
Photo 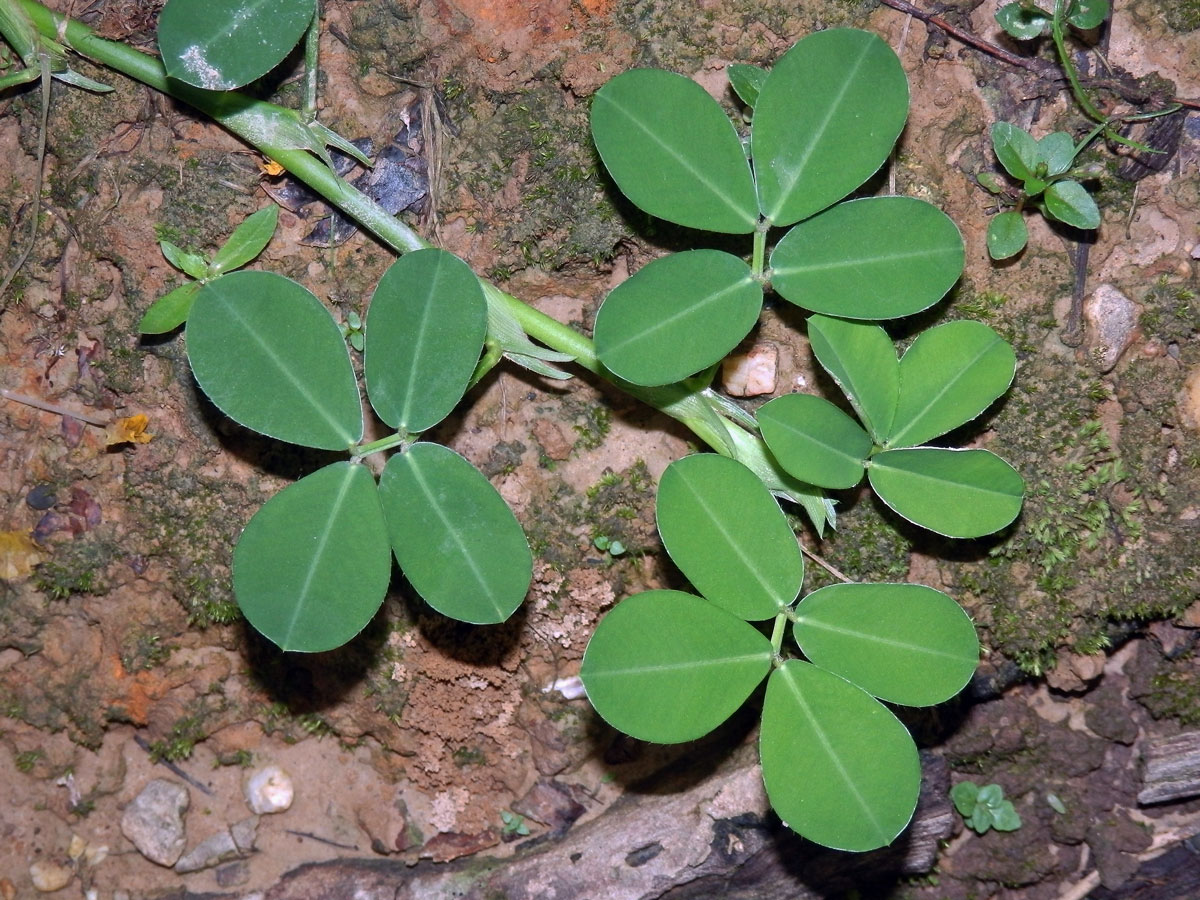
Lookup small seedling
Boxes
[499,810,530,838]
[592,535,626,556]
[140,205,279,333]
[951,781,1023,834]
[980,122,1101,259]
[338,309,365,352]
[985,0,1179,260]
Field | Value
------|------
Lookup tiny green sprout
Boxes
[499,809,530,838]
[1046,792,1067,814]
[339,310,365,352]
[593,535,626,556]
[982,122,1100,260]
[140,205,279,333]
[951,781,1023,834]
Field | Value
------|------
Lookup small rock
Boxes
[25,484,57,510]
[419,829,500,863]
[721,343,778,397]
[1083,284,1139,373]
[244,765,293,815]
[121,778,189,867]
[214,859,251,888]
[1046,651,1106,693]
[175,816,259,873]
[29,859,73,893]
[512,779,586,838]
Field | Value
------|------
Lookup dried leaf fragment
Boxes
[0,531,47,580]
[106,414,153,446]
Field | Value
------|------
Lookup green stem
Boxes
[1050,0,1107,125]
[350,431,408,459]
[302,0,319,121]
[769,610,788,659]
[751,225,767,280]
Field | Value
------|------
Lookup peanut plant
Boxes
[1,0,1026,852]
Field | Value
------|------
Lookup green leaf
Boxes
[590,68,758,233]
[187,271,362,449]
[365,249,488,433]
[580,590,773,743]
[869,448,1025,538]
[139,281,202,334]
[209,205,279,276]
[160,240,209,281]
[753,29,908,227]
[991,122,1039,182]
[992,801,1023,831]
[593,250,762,387]
[158,0,316,91]
[770,197,964,320]
[757,393,871,490]
[1037,132,1076,177]
[1043,180,1100,230]
[994,2,1051,39]
[951,781,980,816]
[977,171,1005,194]
[987,211,1028,260]
[727,63,768,109]
[657,454,803,620]
[806,315,899,443]
[792,583,980,706]
[760,661,922,851]
[1067,0,1108,29]
[379,443,531,625]
[971,805,995,833]
[233,462,391,652]
[977,783,1004,807]
[887,320,1016,448]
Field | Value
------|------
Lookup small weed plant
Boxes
[951,781,1023,834]
[0,0,1030,852]
[982,0,1179,259]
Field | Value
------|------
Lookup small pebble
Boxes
[244,766,293,815]
[721,343,778,397]
[25,484,57,510]
[29,859,73,892]
[121,778,189,867]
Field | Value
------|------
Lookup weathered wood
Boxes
[241,748,953,900]
[1138,731,1200,805]
[1087,842,1200,900]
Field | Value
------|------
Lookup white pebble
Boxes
[544,675,586,700]
[29,859,73,892]
[721,343,778,397]
[244,765,293,815]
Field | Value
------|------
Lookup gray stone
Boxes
[120,778,190,867]
[174,816,259,873]
[215,859,251,887]
[1083,283,1139,373]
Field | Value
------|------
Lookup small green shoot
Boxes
[339,310,365,352]
[140,205,279,333]
[499,810,530,838]
[592,535,626,556]
[980,123,1100,260]
[951,781,1023,834]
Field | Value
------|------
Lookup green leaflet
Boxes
[186,270,362,450]
[657,454,804,620]
[753,29,908,227]
[987,211,1028,260]
[727,63,767,109]
[991,121,1040,181]
[233,461,391,652]
[140,281,201,334]
[869,448,1025,538]
[793,583,980,706]
[379,443,532,625]
[593,250,762,387]
[365,249,488,433]
[1044,180,1101,230]
[887,320,1016,448]
[757,393,872,490]
[209,204,279,276]
[580,590,773,743]
[770,196,964,320]
[760,661,922,852]
[157,0,315,91]
[590,68,758,234]
[806,315,899,443]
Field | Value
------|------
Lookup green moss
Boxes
[33,537,114,600]
[1162,0,1200,31]
[570,402,612,451]
[1142,659,1200,724]
[120,630,174,672]
[148,709,210,762]
[14,749,44,773]
[452,745,487,767]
